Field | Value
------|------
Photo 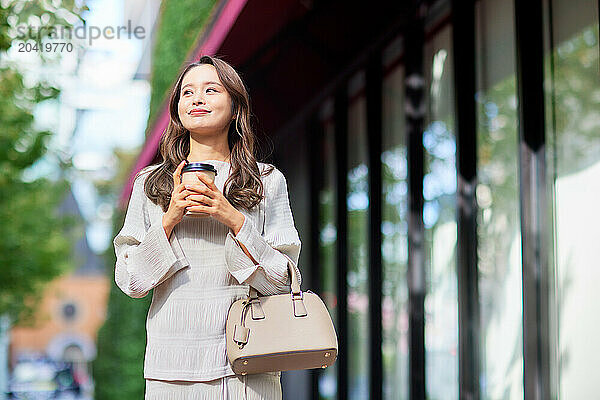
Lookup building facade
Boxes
[124,0,600,398]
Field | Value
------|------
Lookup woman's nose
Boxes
[192,94,205,105]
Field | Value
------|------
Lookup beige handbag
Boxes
[225,252,338,376]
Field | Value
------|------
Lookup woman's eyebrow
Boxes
[181,81,223,90]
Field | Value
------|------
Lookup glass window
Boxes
[347,76,370,400]
[545,0,600,397]
[318,106,339,400]
[382,61,409,400]
[423,24,459,400]
[475,0,524,398]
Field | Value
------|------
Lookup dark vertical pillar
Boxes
[366,54,383,400]
[514,0,551,399]
[405,2,426,399]
[334,86,349,400]
[308,114,324,400]
[451,0,480,399]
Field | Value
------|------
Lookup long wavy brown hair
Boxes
[143,55,274,213]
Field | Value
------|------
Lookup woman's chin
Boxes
[187,126,228,136]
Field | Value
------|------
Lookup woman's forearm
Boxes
[162,215,175,239]
[230,212,258,263]
[236,239,258,264]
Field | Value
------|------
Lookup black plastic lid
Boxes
[182,162,218,175]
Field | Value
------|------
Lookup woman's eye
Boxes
[207,88,217,92]
[183,90,192,95]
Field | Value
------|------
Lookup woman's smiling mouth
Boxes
[189,108,211,115]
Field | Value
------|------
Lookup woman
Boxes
[113,55,302,399]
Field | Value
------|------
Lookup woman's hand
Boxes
[162,160,196,238]
[185,172,245,234]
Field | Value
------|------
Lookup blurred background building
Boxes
[8,191,108,398]
[119,0,599,399]
[3,0,598,399]
[4,0,159,398]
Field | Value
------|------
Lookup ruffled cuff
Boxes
[121,223,189,297]
[224,214,300,293]
[224,215,264,284]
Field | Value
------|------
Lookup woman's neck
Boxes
[187,137,230,162]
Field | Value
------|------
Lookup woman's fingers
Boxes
[185,183,212,196]
[175,192,208,206]
[174,188,203,201]
[186,194,211,204]
[196,173,219,191]
[167,167,221,218]
[172,160,186,187]
[186,204,210,213]
[174,184,188,197]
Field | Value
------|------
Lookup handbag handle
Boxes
[251,253,302,296]
[231,243,307,349]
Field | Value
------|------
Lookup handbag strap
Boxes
[232,236,301,297]
[233,252,307,348]
[248,253,302,298]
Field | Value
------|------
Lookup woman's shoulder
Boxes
[257,162,290,197]
[134,164,161,184]
[140,163,161,175]
[257,162,285,183]
[128,165,161,201]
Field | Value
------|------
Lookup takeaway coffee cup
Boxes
[181,161,218,217]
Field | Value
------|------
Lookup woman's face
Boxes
[178,64,234,136]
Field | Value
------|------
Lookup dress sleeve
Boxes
[113,168,190,298]
[224,167,302,295]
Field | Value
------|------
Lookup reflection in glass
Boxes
[382,64,409,400]
[318,116,338,400]
[423,25,458,400]
[546,1,600,396]
[347,92,369,400]
[475,1,523,397]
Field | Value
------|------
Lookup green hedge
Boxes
[93,212,152,399]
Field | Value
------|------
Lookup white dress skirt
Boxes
[145,371,282,400]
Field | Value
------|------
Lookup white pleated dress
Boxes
[113,160,302,400]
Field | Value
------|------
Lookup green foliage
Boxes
[0,0,88,61]
[0,68,60,178]
[93,210,152,400]
[147,0,217,131]
[0,1,85,325]
[0,178,80,326]
[549,25,600,176]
